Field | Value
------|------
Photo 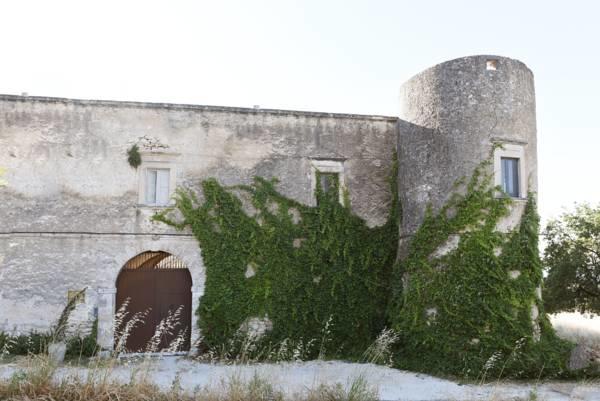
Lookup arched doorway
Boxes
[115,251,192,352]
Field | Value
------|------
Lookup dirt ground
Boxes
[1,357,599,401]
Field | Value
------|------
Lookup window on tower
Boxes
[493,143,526,199]
[501,157,520,198]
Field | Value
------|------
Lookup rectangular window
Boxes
[319,173,339,194]
[145,168,170,205]
[317,172,339,205]
[311,160,345,206]
[501,157,520,197]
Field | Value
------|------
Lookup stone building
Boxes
[0,55,537,352]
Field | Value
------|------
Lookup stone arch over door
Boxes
[115,251,192,352]
[96,241,204,354]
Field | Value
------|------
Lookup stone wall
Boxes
[398,55,537,252]
[0,233,204,348]
[0,54,540,347]
[0,97,397,232]
[0,95,397,340]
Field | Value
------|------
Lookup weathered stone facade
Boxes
[0,55,538,351]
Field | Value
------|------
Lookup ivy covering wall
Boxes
[155,158,575,378]
[155,167,399,359]
[389,163,572,378]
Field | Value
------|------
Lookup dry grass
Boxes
[0,307,383,400]
[0,354,378,401]
[194,315,339,364]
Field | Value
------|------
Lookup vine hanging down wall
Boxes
[155,157,578,378]
[154,166,399,359]
[388,162,572,379]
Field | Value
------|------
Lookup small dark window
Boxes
[501,157,520,197]
[319,173,338,194]
[486,59,498,71]
[317,172,339,204]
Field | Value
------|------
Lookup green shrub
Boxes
[1,321,98,360]
[65,319,99,359]
[0,332,50,356]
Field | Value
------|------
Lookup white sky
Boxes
[1,0,598,225]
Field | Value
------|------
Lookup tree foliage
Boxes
[544,204,600,314]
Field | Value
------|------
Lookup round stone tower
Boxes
[397,55,538,247]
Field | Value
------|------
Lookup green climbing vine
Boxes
[154,161,399,359]
[388,160,572,379]
[155,155,578,378]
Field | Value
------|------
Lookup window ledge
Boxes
[494,196,528,202]
[136,204,173,209]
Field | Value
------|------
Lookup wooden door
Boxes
[116,262,192,352]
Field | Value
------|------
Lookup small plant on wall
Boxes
[127,144,142,169]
